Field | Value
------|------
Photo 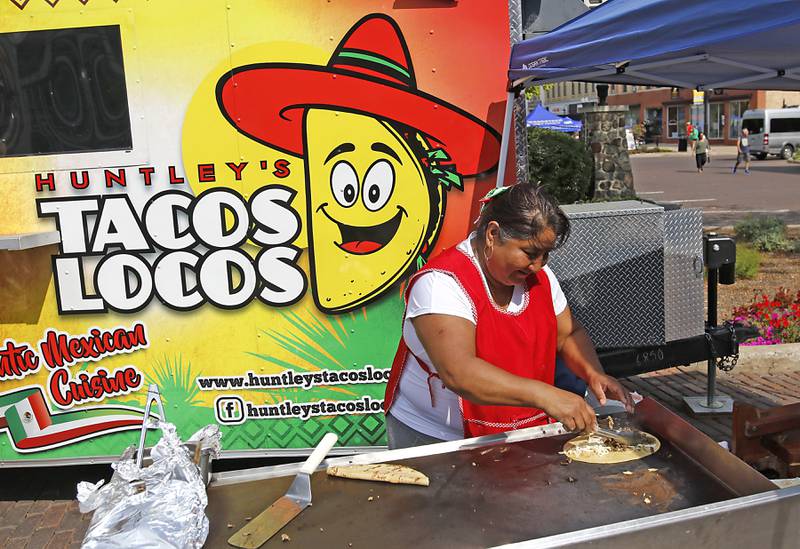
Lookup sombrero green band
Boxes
[337,49,412,80]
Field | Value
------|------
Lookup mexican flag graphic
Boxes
[0,387,145,452]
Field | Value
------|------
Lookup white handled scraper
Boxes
[228,432,338,548]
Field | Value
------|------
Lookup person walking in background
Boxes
[695,131,710,172]
[732,128,751,174]
[686,121,698,153]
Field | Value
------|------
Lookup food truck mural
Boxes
[0,0,507,463]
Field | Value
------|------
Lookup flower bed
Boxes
[733,288,800,345]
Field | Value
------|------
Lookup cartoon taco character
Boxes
[217,14,500,313]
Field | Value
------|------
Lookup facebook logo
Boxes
[215,396,245,425]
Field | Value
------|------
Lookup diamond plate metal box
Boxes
[548,201,704,348]
[663,207,705,342]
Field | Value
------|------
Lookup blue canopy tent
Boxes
[495,0,800,186]
[525,104,582,132]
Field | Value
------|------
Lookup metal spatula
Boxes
[228,432,338,548]
[594,426,647,446]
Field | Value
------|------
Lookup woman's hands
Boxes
[541,375,635,433]
[541,386,597,432]
[556,308,636,415]
[587,372,635,413]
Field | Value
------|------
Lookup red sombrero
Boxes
[216,13,500,178]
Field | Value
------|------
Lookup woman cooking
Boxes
[383,183,634,449]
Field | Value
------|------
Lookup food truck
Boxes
[0,0,510,465]
[5,1,800,547]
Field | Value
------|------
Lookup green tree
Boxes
[524,84,555,103]
[527,127,593,204]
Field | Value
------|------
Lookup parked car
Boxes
[741,107,800,160]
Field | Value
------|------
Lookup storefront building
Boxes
[606,87,799,145]
[544,84,800,145]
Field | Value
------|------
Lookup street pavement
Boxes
[630,146,800,227]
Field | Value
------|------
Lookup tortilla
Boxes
[326,464,430,486]
[562,432,661,464]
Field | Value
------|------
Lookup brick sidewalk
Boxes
[0,500,89,549]
[2,361,797,548]
[621,362,800,443]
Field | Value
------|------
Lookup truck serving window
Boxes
[769,117,800,133]
[0,25,132,158]
[741,118,764,134]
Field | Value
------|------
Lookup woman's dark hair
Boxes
[476,183,570,249]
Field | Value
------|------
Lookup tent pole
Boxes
[495,90,516,188]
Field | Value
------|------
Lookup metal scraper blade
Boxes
[594,426,649,446]
[228,494,305,548]
[228,433,337,548]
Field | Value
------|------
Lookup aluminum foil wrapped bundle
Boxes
[76,423,221,549]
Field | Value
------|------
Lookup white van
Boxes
[740,108,800,159]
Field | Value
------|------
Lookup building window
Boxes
[645,107,663,138]
[0,25,132,158]
[728,100,750,139]
[667,105,686,138]
[625,105,640,128]
[709,103,724,139]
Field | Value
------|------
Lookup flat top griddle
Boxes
[206,399,774,548]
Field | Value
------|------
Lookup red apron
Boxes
[384,246,557,437]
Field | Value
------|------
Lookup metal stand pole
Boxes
[706,267,719,408]
[684,236,735,415]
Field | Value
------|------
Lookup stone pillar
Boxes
[578,105,635,199]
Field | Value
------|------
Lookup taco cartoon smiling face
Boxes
[305,109,432,312]
[216,13,501,314]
